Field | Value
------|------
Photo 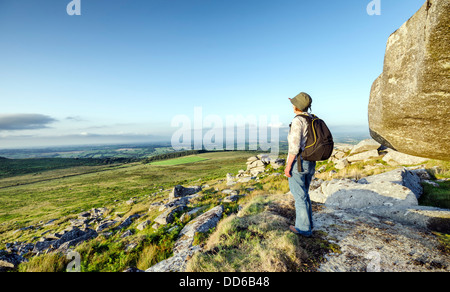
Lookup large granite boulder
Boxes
[368,0,450,161]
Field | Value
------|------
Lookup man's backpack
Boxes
[296,114,334,162]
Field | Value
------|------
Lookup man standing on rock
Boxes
[284,92,316,237]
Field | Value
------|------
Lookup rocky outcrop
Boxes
[310,166,450,234]
[169,185,202,201]
[368,0,450,161]
[315,205,450,272]
[173,205,224,254]
[310,168,422,208]
[146,205,224,272]
[246,154,285,176]
[34,227,98,254]
[154,205,187,225]
[382,150,429,166]
[0,250,28,272]
[328,139,430,170]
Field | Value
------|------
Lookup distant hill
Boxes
[0,157,136,179]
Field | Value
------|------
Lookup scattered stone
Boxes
[137,220,151,231]
[382,150,429,166]
[146,246,202,272]
[120,230,133,238]
[173,205,224,255]
[237,176,253,183]
[169,185,202,201]
[154,206,187,225]
[0,250,28,271]
[246,154,283,176]
[115,214,141,230]
[334,158,349,170]
[33,227,97,254]
[349,139,381,155]
[270,158,286,170]
[223,194,240,203]
[146,206,224,272]
[180,207,205,223]
[347,149,380,163]
[226,173,236,186]
[221,189,235,195]
[96,220,118,232]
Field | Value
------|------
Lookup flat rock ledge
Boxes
[314,206,450,272]
[310,168,423,208]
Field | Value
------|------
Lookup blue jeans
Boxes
[288,159,316,236]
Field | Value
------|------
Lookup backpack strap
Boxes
[295,113,319,152]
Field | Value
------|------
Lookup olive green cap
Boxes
[289,92,312,111]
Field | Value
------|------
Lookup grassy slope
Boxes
[2,151,449,272]
[0,152,253,232]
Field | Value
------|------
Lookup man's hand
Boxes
[284,153,296,178]
[284,165,292,178]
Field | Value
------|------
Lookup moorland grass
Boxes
[0,152,254,236]
[148,156,209,166]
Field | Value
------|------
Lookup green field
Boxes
[0,157,133,179]
[0,151,254,230]
[149,156,209,166]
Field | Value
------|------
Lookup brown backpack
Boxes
[296,114,334,162]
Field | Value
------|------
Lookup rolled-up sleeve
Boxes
[288,117,302,156]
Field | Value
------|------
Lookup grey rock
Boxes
[169,185,202,201]
[346,150,380,163]
[382,150,429,166]
[310,168,423,209]
[33,227,97,253]
[349,139,381,155]
[145,246,202,272]
[115,214,140,230]
[154,206,186,225]
[368,0,450,161]
[120,230,133,238]
[223,194,240,203]
[362,168,423,198]
[270,158,286,170]
[96,220,118,232]
[237,176,253,183]
[250,166,266,176]
[364,205,450,233]
[314,206,450,272]
[146,206,224,272]
[0,250,28,271]
[173,205,223,255]
[137,220,152,231]
[334,158,349,170]
[180,207,205,223]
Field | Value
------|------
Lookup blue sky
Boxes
[0,0,426,148]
